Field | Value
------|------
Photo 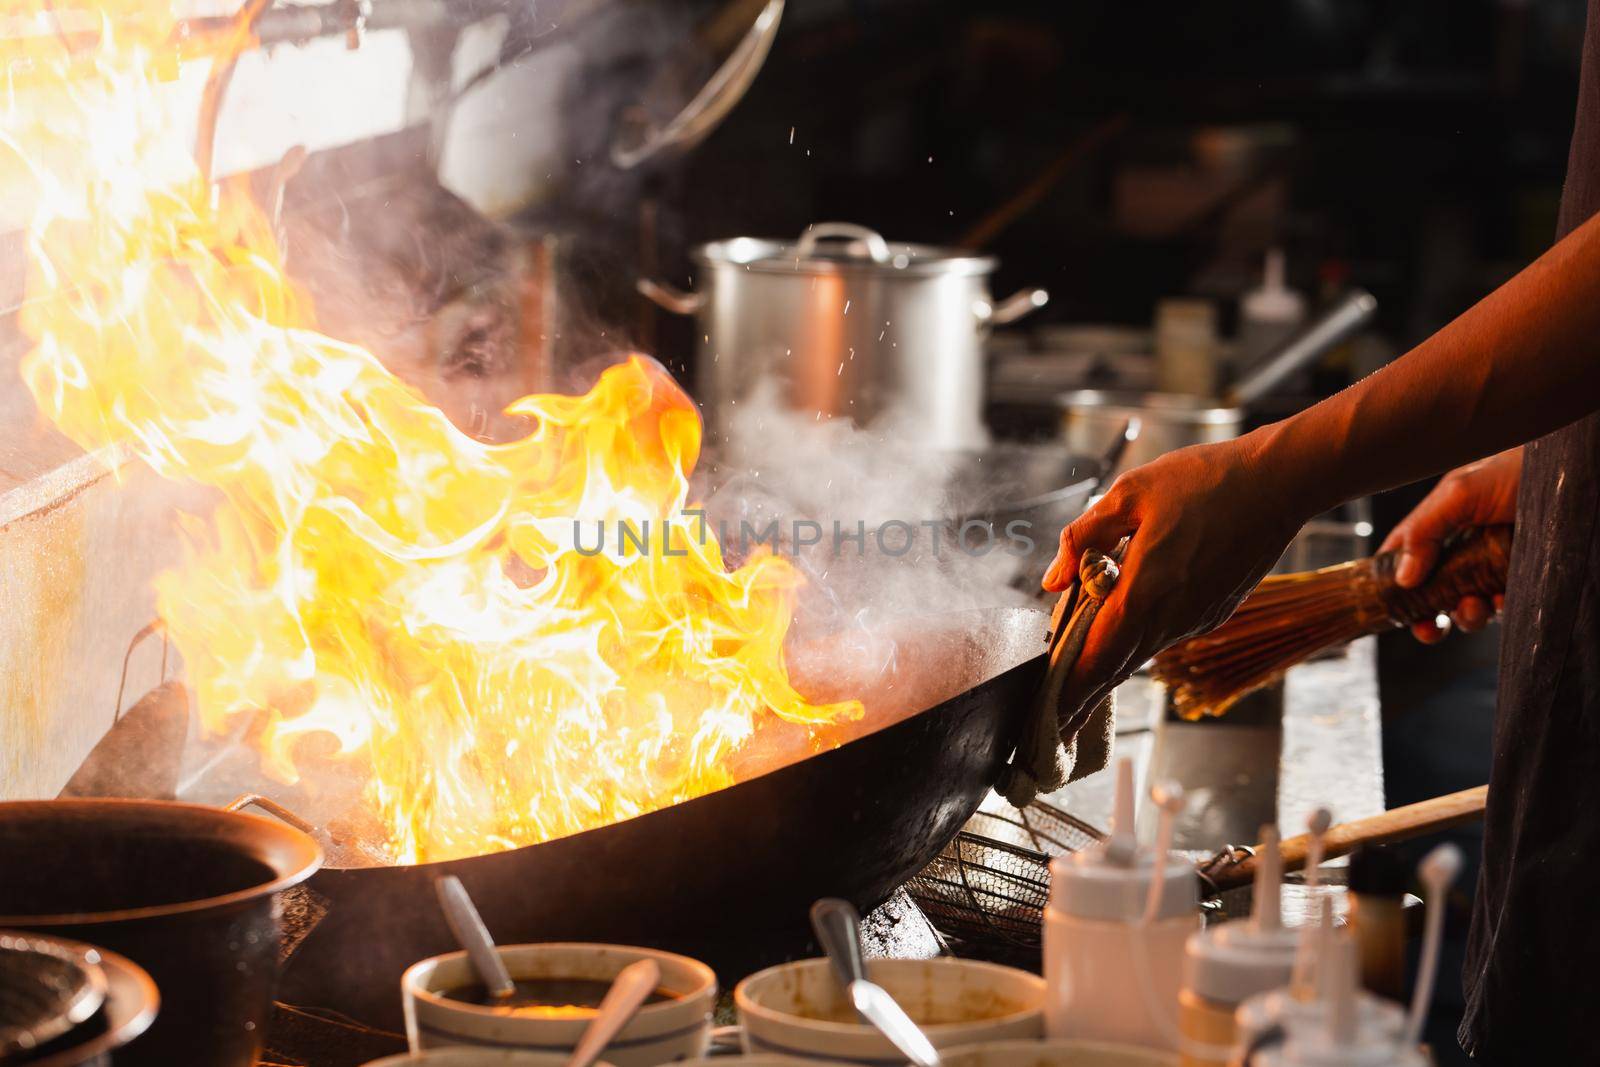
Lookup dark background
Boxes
[594,0,1588,360]
[550,2,1586,1058]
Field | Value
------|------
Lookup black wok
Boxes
[269,605,1049,1030]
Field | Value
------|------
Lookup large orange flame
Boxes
[4,2,857,862]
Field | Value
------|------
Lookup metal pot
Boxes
[1059,391,1241,473]
[0,799,322,1066]
[1058,289,1379,471]
[639,222,1047,451]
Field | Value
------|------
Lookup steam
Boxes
[698,383,1036,703]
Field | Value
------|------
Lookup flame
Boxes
[4,2,858,863]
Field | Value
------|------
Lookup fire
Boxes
[3,2,858,862]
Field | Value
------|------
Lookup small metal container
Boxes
[639,222,1047,451]
[1059,391,1242,473]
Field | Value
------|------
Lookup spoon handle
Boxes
[566,959,662,1067]
[809,897,867,988]
[434,875,515,999]
[851,982,942,1067]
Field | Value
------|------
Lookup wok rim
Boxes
[0,797,323,927]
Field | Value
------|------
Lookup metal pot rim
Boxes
[0,797,323,927]
[1058,389,1244,425]
[693,237,996,278]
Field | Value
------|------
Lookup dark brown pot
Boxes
[0,798,321,1066]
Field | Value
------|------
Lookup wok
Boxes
[265,605,1050,1030]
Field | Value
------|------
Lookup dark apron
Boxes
[1459,4,1600,1058]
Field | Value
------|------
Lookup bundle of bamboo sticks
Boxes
[1154,526,1514,719]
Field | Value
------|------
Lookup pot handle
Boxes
[795,221,892,263]
[226,793,320,836]
[977,287,1049,326]
[636,277,707,316]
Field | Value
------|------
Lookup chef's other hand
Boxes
[1379,447,1522,643]
[1041,435,1309,726]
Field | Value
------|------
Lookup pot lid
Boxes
[0,932,109,1056]
[694,222,996,277]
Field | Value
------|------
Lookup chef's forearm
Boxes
[1251,207,1600,520]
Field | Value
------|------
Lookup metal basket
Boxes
[904,799,1105,969]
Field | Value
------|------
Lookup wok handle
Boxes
[225,793,319,836]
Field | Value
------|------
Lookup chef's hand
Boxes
[1041,433,1310,724]
[1379,447,1522,643]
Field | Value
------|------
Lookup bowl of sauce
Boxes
[734,957,1045,1062]
[403,943,715,1067]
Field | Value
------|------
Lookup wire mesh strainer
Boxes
[905,799,1105,968]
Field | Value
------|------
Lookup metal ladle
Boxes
[810,898,941,1067]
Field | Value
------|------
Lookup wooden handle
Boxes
[1202,785,1487,892]
[1373,525,1513,627]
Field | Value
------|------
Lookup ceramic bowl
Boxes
[940,1038,1179,1066]
[402,943,715,1067]
[735,958,1045,1063]
[364,1053,615,1067]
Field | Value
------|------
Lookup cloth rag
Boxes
[998,551,1121,807]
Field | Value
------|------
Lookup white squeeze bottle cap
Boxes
[1254,938,1427,1067]
[1049,758,1194,921]
[1183,824,1300,1005]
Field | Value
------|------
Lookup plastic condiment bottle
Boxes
[1236,899,1405,1057]
[1044,759,1198,1051]
[1250,938,1427,1067]
[1238,249,1306,368]
[1177,825,1299,1067]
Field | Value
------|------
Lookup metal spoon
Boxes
[565,958,663,1067]
[434,875,515,1002]
[809,898,940,1067]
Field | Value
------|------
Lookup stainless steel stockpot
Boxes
[639,222,1046,450]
